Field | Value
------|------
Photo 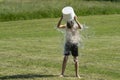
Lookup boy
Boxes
[57,15,82,78]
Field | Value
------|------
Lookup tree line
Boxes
[84,0,120,2]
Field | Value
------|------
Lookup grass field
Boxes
[0,14,120,80]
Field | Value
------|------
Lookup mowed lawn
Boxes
[0,14,120,80]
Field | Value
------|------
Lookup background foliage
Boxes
[0,0,120,21]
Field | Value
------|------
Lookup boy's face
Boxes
[67,20,74,29]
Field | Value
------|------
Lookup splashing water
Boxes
[80,23,95,48]
[56,23,95,49]
[81,24,95,38]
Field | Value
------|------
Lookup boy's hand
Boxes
[60,14,63,20]
[74,16,77,21]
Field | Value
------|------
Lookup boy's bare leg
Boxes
[60,56,68,77]
[74,56,81,78]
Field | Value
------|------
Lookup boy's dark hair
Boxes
[67,20,74,29]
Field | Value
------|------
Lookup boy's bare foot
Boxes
[59,74,64,77]
[76,75,82,79]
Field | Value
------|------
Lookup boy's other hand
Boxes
[74,16,77,21]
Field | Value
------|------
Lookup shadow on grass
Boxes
[0,74,57,80]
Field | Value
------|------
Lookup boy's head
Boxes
[67,20,74,29]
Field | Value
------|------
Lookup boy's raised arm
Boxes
[57,15,66,28]
[74,16,81,29]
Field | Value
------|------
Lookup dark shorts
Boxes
[64,42,78,57]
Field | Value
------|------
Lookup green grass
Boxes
[0,0,120,21]
[0,14,120,80]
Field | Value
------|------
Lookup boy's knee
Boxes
[64,56,68,60]
[74,58,78,63]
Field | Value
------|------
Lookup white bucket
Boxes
[62,6,75,22]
